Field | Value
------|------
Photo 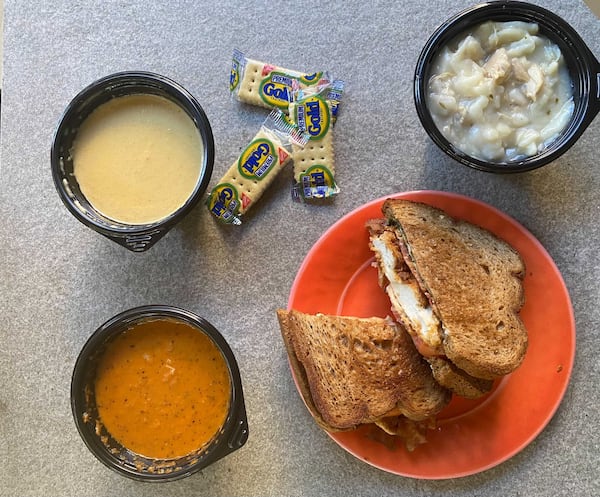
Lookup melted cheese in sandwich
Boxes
[371,237,443,352]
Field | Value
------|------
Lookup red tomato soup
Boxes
[94,318,231,459]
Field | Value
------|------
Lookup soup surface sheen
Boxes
[72,94,203,225]
[94,318,231,459]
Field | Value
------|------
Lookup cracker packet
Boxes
[288,80,345,202]
[229,49,330,112]
[207,109,309,225]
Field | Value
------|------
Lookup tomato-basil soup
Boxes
[94,318,231,459]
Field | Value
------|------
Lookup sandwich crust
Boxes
[426,356,494,399]
[382,199,528,380]
[276,309,450,431]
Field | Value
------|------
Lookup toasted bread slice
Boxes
[276,309,450,431]
[383,199,528,380]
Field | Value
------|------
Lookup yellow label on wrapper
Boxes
[238,138,279,179]
[259,72,294,110]
[299,72,324,86]
[297,165,337,200]
[293,95,331,141]
[207,183,241,224]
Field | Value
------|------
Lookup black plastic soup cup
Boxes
[51,72,215,251]
[414,1,600,173]
[71,305,248,482]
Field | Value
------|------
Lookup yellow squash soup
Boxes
[72,94,204,225]
[94,319,231,459]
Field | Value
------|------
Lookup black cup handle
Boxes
[101,229,167,252]
[123,231,163,252]
[228,417,249,450]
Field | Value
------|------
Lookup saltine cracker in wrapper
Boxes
[289,80,345,202]
[229,49,331,112]
[207,110,309,225]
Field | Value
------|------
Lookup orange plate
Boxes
[287,190,575,479]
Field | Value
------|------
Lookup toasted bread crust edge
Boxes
[426,356,494,399]
[276,309,348,432]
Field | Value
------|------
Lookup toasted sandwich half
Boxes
[368,199,528,396]
[368,218,495,398]
[276,309,451,431]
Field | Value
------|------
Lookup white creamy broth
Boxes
[72,94,203,225]
[427,21,574,162]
